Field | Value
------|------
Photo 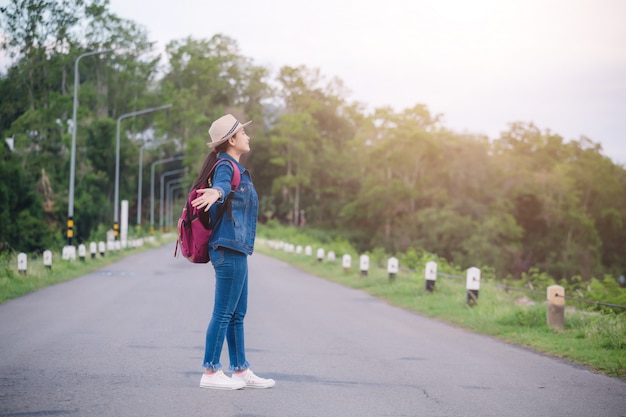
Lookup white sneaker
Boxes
[231,369,275,389]
[200,370,246,390]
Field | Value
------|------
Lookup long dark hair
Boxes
[190,142,229,191]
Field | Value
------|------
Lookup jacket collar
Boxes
[216,152,246,173]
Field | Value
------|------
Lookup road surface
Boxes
[1,243,624,417]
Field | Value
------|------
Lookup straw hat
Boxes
[207,114,252,148]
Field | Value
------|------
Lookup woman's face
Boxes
[230,128,251,154]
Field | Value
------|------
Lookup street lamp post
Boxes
[136,140,169,229]
[168,183,184,228]
[160,168,187,232]
[67,49,113,246]
[114,104,172,239]
[150,156,184,234]
[165,179,184,230]
[137,143,145,230]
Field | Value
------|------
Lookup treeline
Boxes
[1,0,625,283]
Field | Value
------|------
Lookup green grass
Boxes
[256,243,626,379]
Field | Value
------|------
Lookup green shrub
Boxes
[496,305,546,328]
[582,311,625,350]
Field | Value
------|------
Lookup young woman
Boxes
[191,114,275,390]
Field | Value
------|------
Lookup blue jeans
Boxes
[203,247,250,372]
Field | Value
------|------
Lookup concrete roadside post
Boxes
[316,248,324,263]
[43,250,52,270]
[120,200,129,248]
[78,244,86,262]
[98,241,106,257]
[17,253,27,275]
[342,254,352,273]
[62,245,75,261]
[425,261,437,292]
[90,242,97,259]
[388,257,399,282]
[62,246,76,261]
[466,267,481,305]
[327,251,336,262]
[305,245,312,256]
[360,254,370,277]
[547,285,565,330]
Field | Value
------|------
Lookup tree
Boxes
[492,123,608,280]
[0,0,84,110]
[269,111,317,225]
[1,0,163,245]
[0,142,58,252]
[160,35,272,213]
[270,65,358,227]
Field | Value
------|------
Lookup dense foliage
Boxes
[1,0,625,285]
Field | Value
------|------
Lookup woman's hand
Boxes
[191,188,222,212]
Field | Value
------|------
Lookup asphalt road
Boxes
[0,243,624,417]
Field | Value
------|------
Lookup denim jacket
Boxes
[208,153,258,255]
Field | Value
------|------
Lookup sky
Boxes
[5,0,626,164]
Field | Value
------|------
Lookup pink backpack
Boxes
[174,159,241,263]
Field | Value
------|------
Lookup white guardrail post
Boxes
[466,267,481,305]
[425,261,437,292]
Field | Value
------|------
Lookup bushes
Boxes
[582,311,625,350]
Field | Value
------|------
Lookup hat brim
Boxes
[207,120,252,148]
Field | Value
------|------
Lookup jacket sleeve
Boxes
[211,161,236,208]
